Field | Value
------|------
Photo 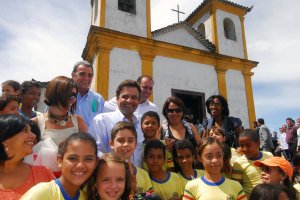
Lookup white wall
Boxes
[191,12,212,42]
[153,56,218,118]
[153,28,209,51]
[105,0,147,37]
[226,69,249,128]
[216,9,245,59]
[108,48,141,98]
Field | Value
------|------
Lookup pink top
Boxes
[0,165,55,200]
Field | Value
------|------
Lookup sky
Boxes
[0,0,299,131]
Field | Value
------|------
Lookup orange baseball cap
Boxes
[254,157,293,178]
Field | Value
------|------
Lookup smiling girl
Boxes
[183,137,246,200]
[21,132,97,200]
[87,153,132,200]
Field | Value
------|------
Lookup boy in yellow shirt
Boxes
[141,111,174,171]
[232,129,273,197]
[145,140,183,200]
[110,121,153,194]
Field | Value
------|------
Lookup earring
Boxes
[2,143,9,152]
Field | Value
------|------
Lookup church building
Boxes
[82,0,258,128]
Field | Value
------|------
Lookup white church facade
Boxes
[82,0,258,128]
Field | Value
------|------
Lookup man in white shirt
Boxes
[89,80,144,166]
[103,75,158,119]
[278,125,291,161]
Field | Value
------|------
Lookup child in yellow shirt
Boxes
[110,121,153,195]
[173,139,204,190]
[232,129,273,197]
[183,137,246,200]
[145,139,183,200]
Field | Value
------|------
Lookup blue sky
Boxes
[0,0,299,132]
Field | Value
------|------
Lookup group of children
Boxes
[1,80,300,200]
[22,111,297,199]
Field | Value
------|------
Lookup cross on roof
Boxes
[171,4,185,23]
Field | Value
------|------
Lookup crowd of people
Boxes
[0,60,299,200]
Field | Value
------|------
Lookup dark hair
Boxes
[136,75,154,85]
[86,153,132,200]
[141,111,160,126]
[44,76,78,113]
[239,129,260,143]
[249,184,288,200]
[2,80,21,91]
[72,60,93,74]
[162,96,186,122]
[257,118,265,125]
[198,137,222,156]
[0,115,30,165]
[286,117,293,122]
[20,80,41,94]
[111,121,137,142]
[205,95,229,116]
[29,120,41,143]
[293,152,300,167]
[144,139,166,159]
[173,139,195,172]
[173,139,195,158]
[220,143,232,177]
[0,95,19,111]
[115,79,141,99]
[221,143,231,161]
[208,125,226,137]
[58,132,97,158]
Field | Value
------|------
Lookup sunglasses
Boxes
[70,92,77,100]
[167,108,183,113]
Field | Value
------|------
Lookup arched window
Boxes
[223,18,236,41]
[198,23,206,38]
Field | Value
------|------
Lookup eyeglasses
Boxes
[70,92,77,100]
[167,108,183,113]
[209,102,222,107]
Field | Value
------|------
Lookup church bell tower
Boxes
[90,0,152,38]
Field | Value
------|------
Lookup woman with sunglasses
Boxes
[161,97,201,156]
[29,76,88,175]
[253,156,297,200]
[202,95,243,148]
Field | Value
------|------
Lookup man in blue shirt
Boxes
[71,60,105,127]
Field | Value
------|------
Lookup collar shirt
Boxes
[134,100,158,120]
[75,90,105,127]
[278,132,289,150]
[88,109,144,167]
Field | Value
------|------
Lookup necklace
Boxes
[47,111,71,127]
